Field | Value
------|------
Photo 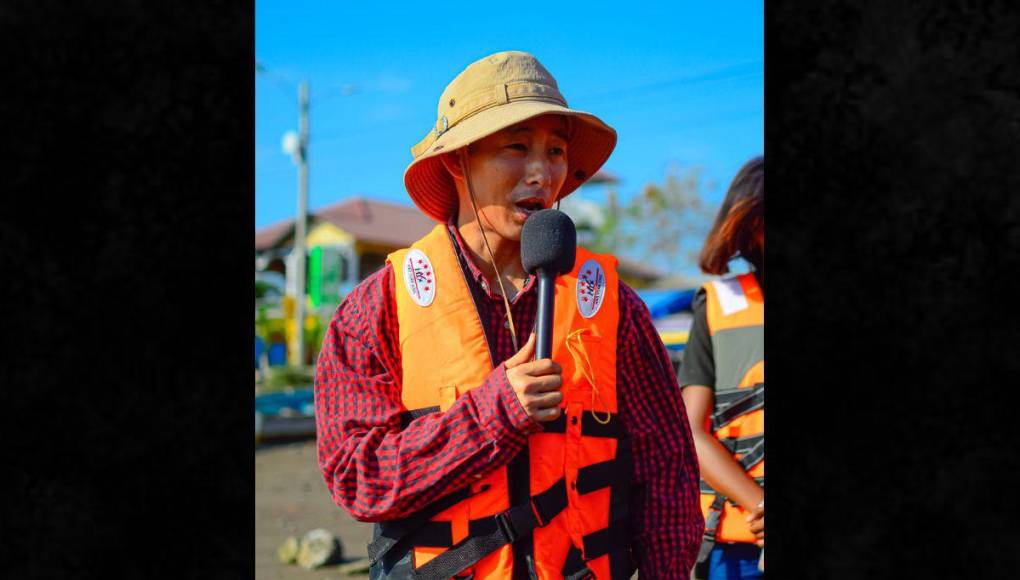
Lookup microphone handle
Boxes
[535,270,556,360]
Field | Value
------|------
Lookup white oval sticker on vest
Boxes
[402,249,435,307]
[577,259,606,318]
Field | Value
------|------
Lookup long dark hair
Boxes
[698,156,764,275]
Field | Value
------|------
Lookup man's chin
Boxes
[502,227,523,242]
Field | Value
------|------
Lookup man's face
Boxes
[458,114,569,241]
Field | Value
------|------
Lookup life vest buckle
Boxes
[494,510,519,544]
[494,503,536,544]
[703,496,726,538]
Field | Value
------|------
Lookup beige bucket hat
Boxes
[404,51,618,223]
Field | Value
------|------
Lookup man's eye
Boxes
[506,143,527,151]
[549,146,565,156]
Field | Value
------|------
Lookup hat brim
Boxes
[404,100,617,223]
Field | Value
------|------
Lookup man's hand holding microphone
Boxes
[506,332,563,422]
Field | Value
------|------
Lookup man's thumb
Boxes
[506,332,536,368]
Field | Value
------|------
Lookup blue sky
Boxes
[256,1,762,275]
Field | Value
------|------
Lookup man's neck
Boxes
[455,221,526,286]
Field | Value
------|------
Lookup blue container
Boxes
[255,336,266,369]
[267,342,288,366]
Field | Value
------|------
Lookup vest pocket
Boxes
[439,385,458,412]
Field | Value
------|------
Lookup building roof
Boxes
[587,169,620,185]
[255,197,436,251]
[315,197,436,247]
[616,256,664,282]
[254,219,295,251]
[647,273,713,289]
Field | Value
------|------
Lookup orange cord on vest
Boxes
[565,329,612,425]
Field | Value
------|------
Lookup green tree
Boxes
[594,165,715,274]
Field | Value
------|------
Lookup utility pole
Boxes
[292,80,310,368]
[258,63,354,368]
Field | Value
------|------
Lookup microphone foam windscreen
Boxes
[521,209,577,275]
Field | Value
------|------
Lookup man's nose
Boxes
[524,150,551,190]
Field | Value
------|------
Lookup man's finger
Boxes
[513,358,562,377]
[506,332,536,368]
[529,391,563,409]
[534,406,562,422]
[523,374,563,394]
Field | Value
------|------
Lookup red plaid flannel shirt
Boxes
[315,225,704,577]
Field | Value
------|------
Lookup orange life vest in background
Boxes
[369,225,634,580]
[698,272,764,548]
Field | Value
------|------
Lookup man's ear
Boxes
[439,151,465,180]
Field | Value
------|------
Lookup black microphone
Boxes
[521,209,577,360]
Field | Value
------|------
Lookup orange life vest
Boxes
[697,272,764,548]
[369,224,634,580]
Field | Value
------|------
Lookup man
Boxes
[315,51,703,579]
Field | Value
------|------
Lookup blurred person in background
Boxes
[314,51,703,579]
[678,156,764,580]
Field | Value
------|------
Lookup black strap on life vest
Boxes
[710,383,764,432]
[410,476,570,580]
[506,446,535,580]
[719,433,763,457]
[413,448,636,580]
[561,437,636,580]
[713,385,761,408]
[563,546,634,580]
[398,406,441,429]
[373,436,633,580]
[724,436,764,471]
[562,545,589,579]
[579,487,631,560]
[602,449,637,580]
[370,405,463,566]
[368,484,472,565]
[543,412,632,575]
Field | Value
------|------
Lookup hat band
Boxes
[411,80,568,158]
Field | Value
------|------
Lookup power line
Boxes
[575,60,763,104]
[312,84,360,103]
[312,118,422,144]
[255,166,293,178]
[300,65,761,144]
[256,61,298,100]
[578,78,762,116]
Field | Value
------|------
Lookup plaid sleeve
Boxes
[616,282,705,578]
[314,264,541,522]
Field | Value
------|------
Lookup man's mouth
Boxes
[514,197,547,217]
